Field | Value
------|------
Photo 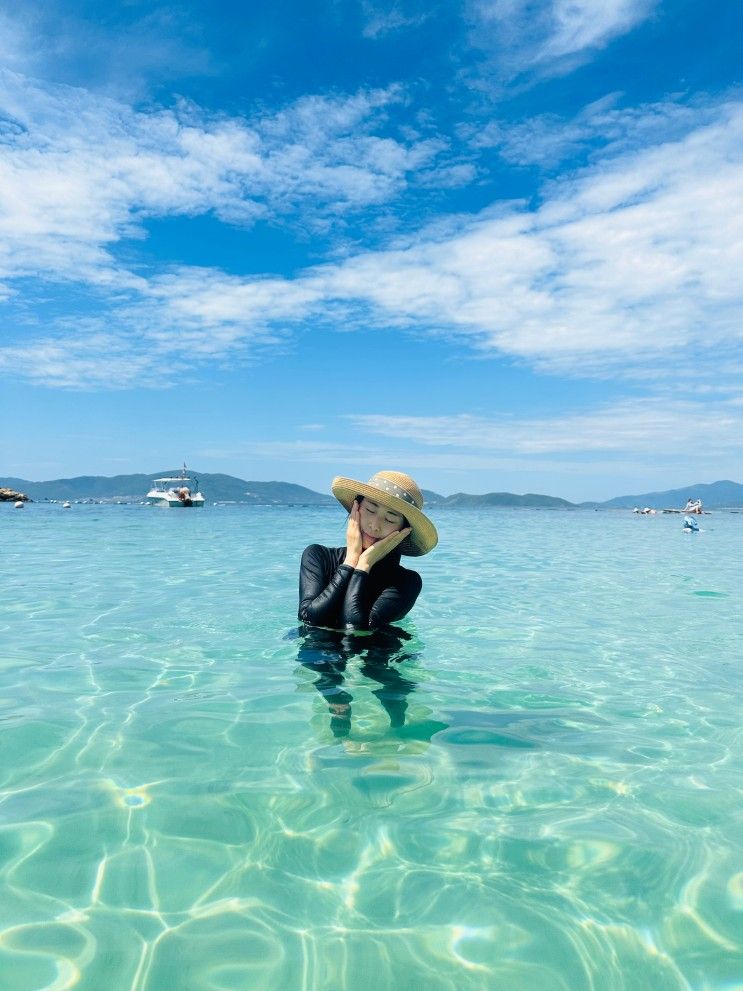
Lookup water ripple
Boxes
[1,505,741,989]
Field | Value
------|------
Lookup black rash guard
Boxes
[298,544,422,631]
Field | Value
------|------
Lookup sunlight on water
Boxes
[1,504,741,989]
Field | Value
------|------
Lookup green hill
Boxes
[440,491,576,508]
[0,472,334,505]
[599,479,743,509]
[5,472,738,508]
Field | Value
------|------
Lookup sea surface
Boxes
[1,503,741,991]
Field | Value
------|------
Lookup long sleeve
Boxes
[341,568,422,631]
[298,544,353,626]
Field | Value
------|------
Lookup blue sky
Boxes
[1,0,741,500]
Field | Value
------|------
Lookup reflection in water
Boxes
[295,625,421,738]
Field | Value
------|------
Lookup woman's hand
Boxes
[356,527,412,573]
[344,500,363,567]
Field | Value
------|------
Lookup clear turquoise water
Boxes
[1,504,741,990]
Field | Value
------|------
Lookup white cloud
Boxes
[0,4,214,100]
[195,396,743,494]
[470,94,717,168]
[194,437,605,476]
[348,398,743,458]
[0,70,443,288]
[0,330,164,389]
[1,84,742,394]
[0,11,35,75]
[0,266,320,388]
[537,0,654,61]
[143,267,322,332]
[467,0,656,80]
[360,2,431,39]
[309,98,743,375]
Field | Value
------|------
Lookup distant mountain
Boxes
[599,479,743,509]
[0,474,573,508]
[4,471,739,509]
[238,480,334,505]
[1,474,155,501]
[0,471,334,505]
[438,492,576,508]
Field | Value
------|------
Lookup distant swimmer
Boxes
[683,515,700,533]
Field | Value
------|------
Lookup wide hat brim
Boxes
[331,476,438,556]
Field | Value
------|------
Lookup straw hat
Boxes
[331,470,438,557]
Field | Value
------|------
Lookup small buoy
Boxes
[63,501,71,509]
[14,501,24,509]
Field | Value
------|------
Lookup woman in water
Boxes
[298,470,438,631]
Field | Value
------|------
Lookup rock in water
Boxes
[0,487,30,502]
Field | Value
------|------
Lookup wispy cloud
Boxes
[196,394,743,493]
[312,97,743,376]
[0,3,214,100]
[0,330,165,390]
[0,70,443,289]
[535,0,655,62]
[0,10,35,75]
[469,93,719,168]
[360,1,431,39]
[348,398,743,458]
[1,77,741,393]
[194,437,612,477]
[466,0,657,82]
[0,267,318,388]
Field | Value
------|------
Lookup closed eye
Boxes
[364,499,402,526]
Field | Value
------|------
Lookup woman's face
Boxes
[358,497,405,549]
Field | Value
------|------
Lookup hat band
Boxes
[367,474,419,509]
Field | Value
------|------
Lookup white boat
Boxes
[146,465,205,508]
